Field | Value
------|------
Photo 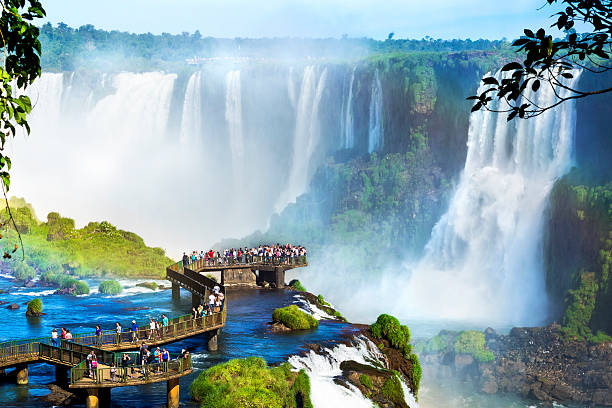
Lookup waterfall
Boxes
[225,70,244,160]
[400,71,580,325]
[342,66,356,149]
[180,71,203,145]
[274,66,328,212]
[368,69,383,153]
[289,336,418,408]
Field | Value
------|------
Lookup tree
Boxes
[0,0,46,257]
[469,0,611,120]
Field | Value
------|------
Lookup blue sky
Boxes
[42,0,561,39]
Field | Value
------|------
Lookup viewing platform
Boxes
[166,255,308,294]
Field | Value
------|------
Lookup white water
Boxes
[398,70,581,325]
[368,69,383,153]
[275,66,328,212]
[180,71,203,145]
[342,66,356,149]
[289,336,418,408]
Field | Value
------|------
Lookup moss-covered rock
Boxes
[272,305,319,330]
[190,357,312,408]
[98,280,123,295]
[26,298,43,317]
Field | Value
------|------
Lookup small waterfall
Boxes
[368,69,383,153]
[288,336,418,408]
[342,66,356,149]
[401,70,580,325]
[275,66,328,212]
[225,70,244,160]
[180,71,203,145]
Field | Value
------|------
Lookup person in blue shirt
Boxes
[131,320,139,343]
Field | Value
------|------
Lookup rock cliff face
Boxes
[419,325,612,406]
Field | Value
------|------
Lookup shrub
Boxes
[190,357,310,408]
[27,298,42,314]
[272,305,319,330]
[288,279,307,292]
[98,280,123,295]
[454,331,495,362]
[370,314,412,357]
[13,262,36,281]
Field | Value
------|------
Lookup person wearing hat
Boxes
[131,320,138,343]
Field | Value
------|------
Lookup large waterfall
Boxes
[400,71,580,326]
[9,65,338,256]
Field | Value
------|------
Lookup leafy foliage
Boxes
[0,198,173,278]
[370,314,412,357]
[470,0,612,119]
[272,305,319,330]
[454,331,495,362]
[190,357,312,408]
[98,279,122,295]
[26,297,41,313]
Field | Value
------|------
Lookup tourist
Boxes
[148,318,156,340]
[51,328,59,347]
[95,325,102,346]
[208,291,216,314]
[162,314,169,335]
[131,320,139,343]
[116,322,122,344]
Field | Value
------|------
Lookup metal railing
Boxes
[70,355,192,386]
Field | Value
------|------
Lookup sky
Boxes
[42,0,561,40]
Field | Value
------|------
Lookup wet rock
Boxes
[6,303,19,310]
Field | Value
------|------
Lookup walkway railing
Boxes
[172,255,308,272]
[70,355,192,386]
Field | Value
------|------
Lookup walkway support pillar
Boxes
[167,377,180,408]
[207,329,219,351]
[15,364,28,385]
[55,366,68,387]
[85,388,99,408]
[172,283,180,301]
[192,293,201,308]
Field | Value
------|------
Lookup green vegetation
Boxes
[272,305,319,330]
[26,298,42,314]
[454,331,495,362]
[369,314,421,396]
[359,374,373,390]
[136,281,158,290]
[98,280,123,295]
[547,173,612,341]
[288,279,307,292]
[370,314,413,357]
[0,199,173,280]
[381,373,405,406]
[190,357,312,408]
[13,262,36,281]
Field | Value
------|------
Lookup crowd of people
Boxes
[182,243,307,266]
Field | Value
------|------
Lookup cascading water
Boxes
[368,68,383,153]
[288,336,418,408]
[399,70,581,325]
[341,66,356,149]
[275,66,328,212]
[180,71,203,145]
[225,70,244,161]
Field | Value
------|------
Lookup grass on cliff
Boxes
[454,330,494,362]
[370,314,421,396]
[98,280,123,295]
[0,198,173,280]
[190,357,313,408]
[272,305,319,330]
